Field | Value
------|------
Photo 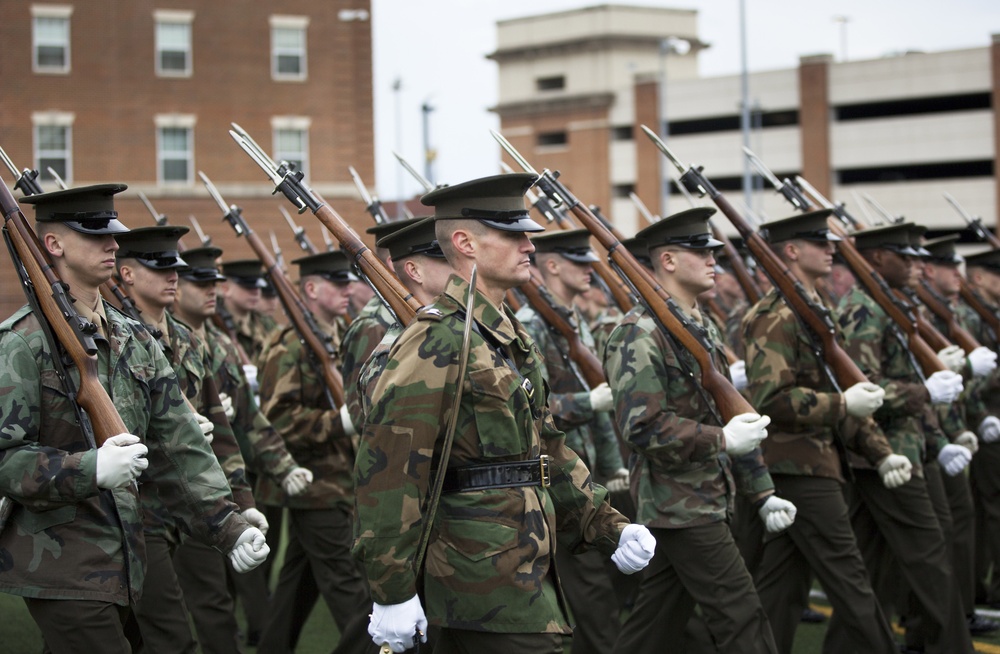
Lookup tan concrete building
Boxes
[0,0,375,318]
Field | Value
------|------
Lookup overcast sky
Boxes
[369,0,1000,201]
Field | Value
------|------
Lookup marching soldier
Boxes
[353,173,653,654]
[0,184,266,653]
[742,210,900,653]
[220,259,279,366]
[604,208,794,654]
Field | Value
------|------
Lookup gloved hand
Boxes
[588,382,614,413]
[877,454,913,488]
[729,360,748,392]
[218,392,235,421]
[194,412,215,444]
[938,443,973,476]
[242,507,269,536]
[937,345,966,373]
[843,382,885,418]
[242,364,259,395]
[339,403,357,437]
[604,468,629,493]
[722,413,771,457]
[282,467,314,497]
[968,346,998,378]
[368,595,428,653]
[96,434,149,489]
[956,431,979,455]
[229,527,269,573]
[611,523,656,574]
[979,416,1000,444]
[924,370,963,405]
[758,495,797,533]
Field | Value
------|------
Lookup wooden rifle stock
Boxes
[912,282,980,353]
[0,180,126,444]
[959,280,1000,341]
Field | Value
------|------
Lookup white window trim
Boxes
[269,15,310,29]
[271,118,310,178]
[270,15,308,82]
[155,115,196,185]
[31,4,73,18]
[154,10,194,78]
[32,112,75,186]
[31,5,72,74]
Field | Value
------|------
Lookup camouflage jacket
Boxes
[0,303,249,605]
[837,286,948,474]
[724,297,750,360]
[236,308,279,368]
[515,303,623,478]
[586,305,625,364]
[353,275,628,634]
[258,320,354,509]
[204,321,297,484]
[340,297,396,433]
[742,289,892,480]
[923,296,990,432]
[958,295,1000,417]
[357,323,404,426]
[603,303,774,528]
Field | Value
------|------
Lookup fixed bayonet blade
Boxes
[393,151,434,192]
[640,125,688,174]
[138,191,168,225]
[489,130,538,176]
[629,192,658,223]
[198,171,231,215]
[349,166,374,207]
[742,147,783,190]
[46,167,68,190]
[188,215,212,246]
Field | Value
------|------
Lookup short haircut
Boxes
[434,219,487,265]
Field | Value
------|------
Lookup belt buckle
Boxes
[539,455,551,488]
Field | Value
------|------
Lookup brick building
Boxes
[0,0,375,318]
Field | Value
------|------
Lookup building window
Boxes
[272,116,311,178]
[32,5,72,73]
[155,10,194,77]
[612,184,635,198]
[271,16,309,81]
[155,115,196,184]
[537,131,568,147]
[612,125,634,141]
[32,111,75,185]
[536,76,565,91]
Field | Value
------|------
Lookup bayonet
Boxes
[188,213,212,246]
[228,124,312,214]
[629,192,659,224]
[860,192,899,225]
[0,145,43,195]
[46,167,68,190]
[349,165,389,224]
[138,191,168,226]
[851,190,877,227]
[321,226,336,252]
[740,146,811,211]
[393,150,434,193]
[943,192,1000,247]
[279,205,318,253]
[269,230,285,270]
[794,175,861,230]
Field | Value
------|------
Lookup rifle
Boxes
[493,130,753,422]
[943,192,1000,338]
[230,125,420,327]
[188,215,212,246]
[794,176,862,231]
[279,205,318,254]
[269,230,286,270]
[740,148,944,376]
[642,127,869,389]
[199,171,345,408]
[349,165,390,224]
[138,192,168,226]
[0,147,44,196]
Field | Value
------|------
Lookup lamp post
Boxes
[658,36,690,218]
[393,77,404,219]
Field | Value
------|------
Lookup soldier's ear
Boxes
[118,263,135,285]
[451,227,476,258]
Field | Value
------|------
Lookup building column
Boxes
[633,75,661,230]
[798,54,833,199]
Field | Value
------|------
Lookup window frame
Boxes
[154,10,194,78]
[155,115,196,185]
[270,15,309,82]
[31,5,73,74]
[32,111,75,186]
[271,116,312,178]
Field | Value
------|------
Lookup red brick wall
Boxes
[798,55,833,199]
[633,78,661,230]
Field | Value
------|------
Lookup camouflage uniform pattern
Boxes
[586,304,624,363]
[340,296,396,432]
[357,323,403,426]
[353,275,628,633]
[742,289,892,479]
[515,303,623,477]
[603,303,774,528]
[235,308,279,368]
[0,303,249,605]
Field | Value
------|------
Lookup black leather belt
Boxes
[442,456,551,493]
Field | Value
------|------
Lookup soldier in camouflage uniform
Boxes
[354,173,654,654]
[116,226,269,653]
[172,246,315,648]
[255,251,376,654]
[832,222,974,654]
[221,259,279,367]
[742,211,900,653]
[0,185,266,653]
[603,207,793,654]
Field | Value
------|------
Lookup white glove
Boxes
[588,382,614,413]
[956,431,979,455]
[194,412,215,444]
[722,413,770,457]
[242,507,269,536]
[95,434,149,489]
[843,382,885,418]
[938,443,973,476]
[877,454,913,489]
[339,403,357,437]
[937,345,966,373]
[729,360,748,392]
[368,595,428,653]
[611,523,656,574]
[979,416,1000,444]
[218,392,235,421]
[604,468,629,493]
[968,346,998,378]
[282,467,314,496]
[242,364,259,394]
[758,495,797,533]
[924,370,963,405]
[229,527,269,573]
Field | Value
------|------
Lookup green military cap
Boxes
[905,224,931,257]
[115,226,189,270]
[20,183,130,235]
[530,228,599,263]
[852,222,922,256]
[964,249,1000,272]
[178,246,226,282]
[420,173,544,232]
[760,209,840,244]
[376,217,445,261]
[621,236,653,270]
[222,259,268,289]
[261,277,278,298]
[635,207,723,250]
[292,250,359,283]
[922,234,963,265]
[365,216,424,242]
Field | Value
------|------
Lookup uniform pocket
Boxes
[468,367,529,458]
[14,504,77,534]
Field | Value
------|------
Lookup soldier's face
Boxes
[877,250,913,289]
[925,262,961,296]
[312,278,352,318]
[797,240,835,278]
[44,227,119,290]
[226,283,262,313]
[127,265,179,310]
[666,247,717,294]
[475,228,535,291]
[176,279,217,318]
